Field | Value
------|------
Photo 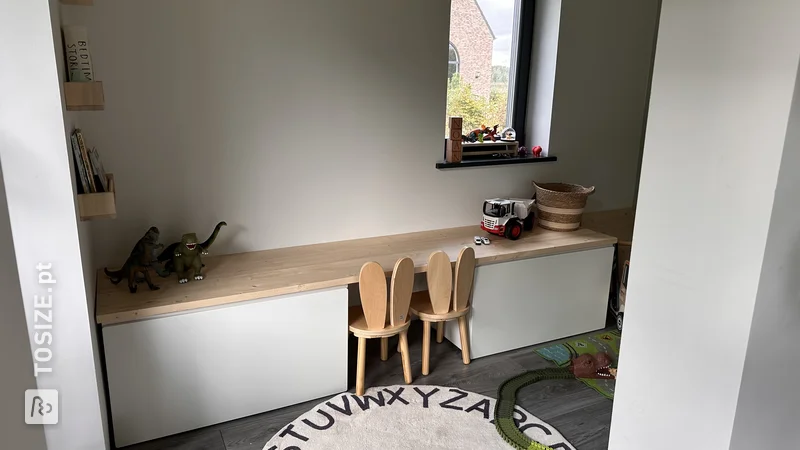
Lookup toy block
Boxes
[446,117,463,163]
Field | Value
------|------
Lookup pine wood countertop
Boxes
[95,226,617,325]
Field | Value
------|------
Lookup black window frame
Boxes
[510,0,535,147]
[448,42,460,80]
[441,0,541,167]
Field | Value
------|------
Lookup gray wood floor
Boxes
[119,323,613,450]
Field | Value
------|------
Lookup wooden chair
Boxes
[410,247,475,376]
[349,257,414,396]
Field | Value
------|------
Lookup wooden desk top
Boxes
[96,226,616,325]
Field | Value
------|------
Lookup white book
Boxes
[63,26,95,82]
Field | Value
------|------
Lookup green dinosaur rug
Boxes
[535,329,621,399]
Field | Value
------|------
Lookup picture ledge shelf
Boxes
[436,156,557,169]
[78,174,116,221]
[60,0,93,5]
[64,81,105,111]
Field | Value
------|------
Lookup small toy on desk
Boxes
[484,124,500,142]
[518,146,527,157]
[104,226,164,293]
[473,236,491,245]
[501,127,516,142]
[532,146,543,157]
[157,221,227,284]
[481,198,535,240]
[463,126,483,143]
[463,124,500,143]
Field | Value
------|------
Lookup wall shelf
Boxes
[436,156,557,169]
[78,174,116,221]
[60,0,93,5]
[65,81,105,111]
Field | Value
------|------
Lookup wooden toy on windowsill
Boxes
[480,198,535,240]
[446,116,463,163]
[462,124,500,143]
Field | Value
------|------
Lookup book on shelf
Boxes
[74,129,97,192]
[89,147,108,192]
[62,26,95,82]
[71,129,109,194]
[70,132,90,194]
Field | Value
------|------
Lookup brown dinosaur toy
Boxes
[569,352,617,379]
[104,226,163,293]
[484,124,500,141]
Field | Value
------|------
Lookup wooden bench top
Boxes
[96,225,617,325]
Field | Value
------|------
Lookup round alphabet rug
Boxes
[263,385,575,450]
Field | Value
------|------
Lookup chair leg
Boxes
[356,336,367,396]
[436,321,445,343]
[458,316,471,365]
[380,337,389,361]
[422,320,431,376]
[399,330,412,384]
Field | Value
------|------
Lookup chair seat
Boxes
[409,291,469,322]
[349,306,411,338]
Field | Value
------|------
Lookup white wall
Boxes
[729,58,800,450]
[609,0,800,449]
[0,167,47,450]
[526,0,561,155]
[49,0,109,445]
[545,0,660,212]
[61,0,659,268]
[0,0,108,449]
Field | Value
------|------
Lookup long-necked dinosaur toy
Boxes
[157,221,227,284]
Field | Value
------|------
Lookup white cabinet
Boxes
[445,247,614,358]
[103,287,349,447]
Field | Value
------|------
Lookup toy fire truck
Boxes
[480,198,536,240]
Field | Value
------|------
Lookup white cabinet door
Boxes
[103,287,349,447]
[446,247,614,358]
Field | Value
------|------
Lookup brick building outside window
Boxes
[446,0,515,135]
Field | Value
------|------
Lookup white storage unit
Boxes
[102,287,349,447]
[445,247,614,358]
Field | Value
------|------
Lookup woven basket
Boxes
[533,181,596,232]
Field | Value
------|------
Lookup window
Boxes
[448,43,460,79]
[483,201,508,218]
[445,0,533,145]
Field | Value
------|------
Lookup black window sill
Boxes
[435,156,557,169]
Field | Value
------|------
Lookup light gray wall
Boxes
[546,0,660,212]
[62,0,660,268]
[526,0,561,155]
[49,0,109,445]
[0,0,108,449]
[729,57,800,450]
[608,0,800,448]
[0,165,47,450]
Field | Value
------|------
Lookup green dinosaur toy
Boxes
[104,226,164,293]
[157,221,227,284]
